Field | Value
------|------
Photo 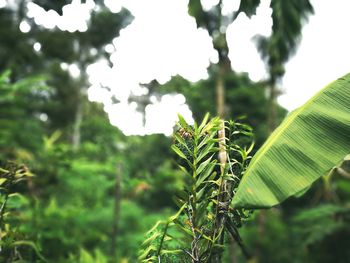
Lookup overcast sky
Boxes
[14,0,350,135]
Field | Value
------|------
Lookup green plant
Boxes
[232,73,350,209]
[0,161,46,262]
[66,248,109,263]
[139,114,254,262]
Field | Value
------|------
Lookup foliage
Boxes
[255,0,314,83]
[67,248,109,263]
[1,1,350,262]
[0,70,48,158]
[188,0,259,65]
[0,161,47,262]
[293,204,350,246]
[0,1,133,150]
[139,114,254,262]
[0,70,177,261]
[232,73,350,208]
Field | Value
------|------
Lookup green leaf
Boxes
[188,0,206,29]
[176,190,189,201]
[173,196,185,208]
[232,73,350,208]
[196,155,214,176]
[197,141,215,162]
[12,240,47,262]
[198,132,217,150]
[177,164,191,176]
[168,204,186,222]
[174,221,193,237]
[236,0,260,18]
[0,178,7,185]
[177,114,190,131]
[197,184,212,200]
[142,232,161,247]
[146,221,165,235]
[0,70,11,82]
[138,245,157,260]
[0,168,9,174]
[171,145,188,160]
[198,112,210,131]
[174,133,189,150]
[160,249,183,255]
[294,185,311,198]
[196,161,217,187]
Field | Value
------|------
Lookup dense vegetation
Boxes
[1,1,350,263]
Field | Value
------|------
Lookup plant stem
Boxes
[267,84,278,134]
[188,209,199,262]
[157,222,169,258]
[213,52,230,263]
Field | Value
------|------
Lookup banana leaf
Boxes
[232,73,350,209]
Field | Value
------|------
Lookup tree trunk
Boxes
[267,84,278,134]
[72,95,83,151]
[216,65,225,119]
[72,64,88,151]
[72,43,88,152]
[217,65,227,184]
[212,64,228,263]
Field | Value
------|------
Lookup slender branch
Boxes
[183,249,198,262]
[187,200,199,262]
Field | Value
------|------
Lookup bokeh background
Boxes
[1,0,350,262]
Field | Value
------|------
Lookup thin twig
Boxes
[187,205,199,262]
[183,249,198,261]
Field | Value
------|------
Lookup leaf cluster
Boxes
[139,114,254,262]
[0,161,46,262]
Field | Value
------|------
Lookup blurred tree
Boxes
[0,0,133,149]
[187,1,314,262]
[255,0,314,133]
[0,8,41,80]
[253,2,314,261]
[0,71,48,160]
[188,0,260,118]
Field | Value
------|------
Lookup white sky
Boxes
[11,0,350,135]
[279,0,350,109]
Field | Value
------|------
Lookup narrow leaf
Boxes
[171,145,188,160]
